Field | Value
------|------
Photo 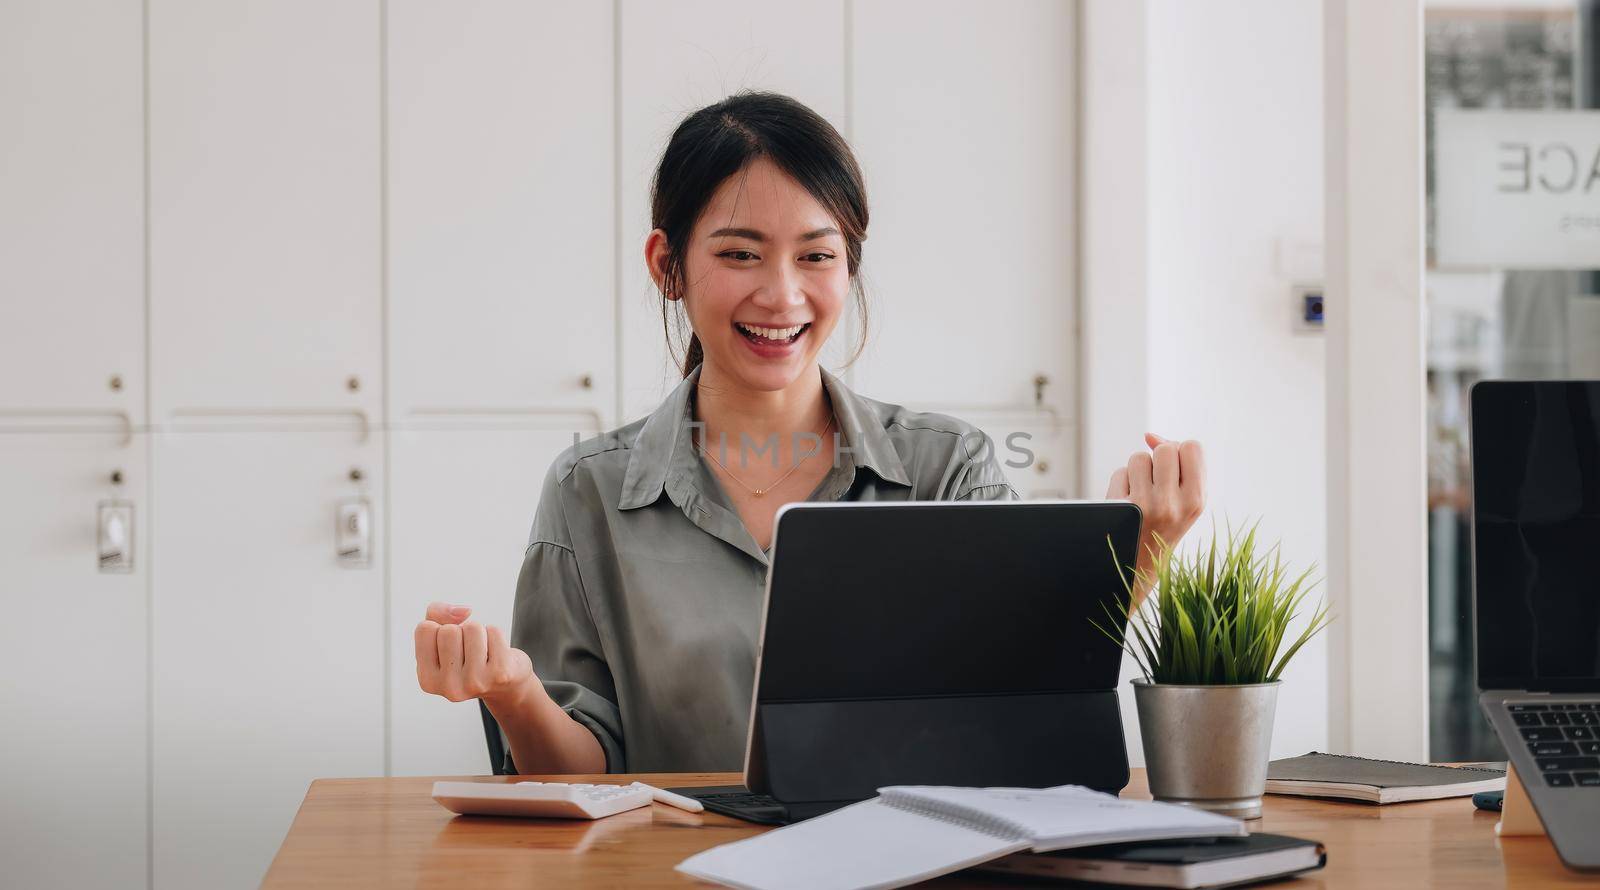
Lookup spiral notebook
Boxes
[676,785,1246,890]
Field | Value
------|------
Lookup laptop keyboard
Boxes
[698,791,784,809]
[693,791,790,824]
[1507,702,1600,788]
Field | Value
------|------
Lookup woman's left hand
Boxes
[1105,433,1207,607]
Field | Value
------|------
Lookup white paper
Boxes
[880,785,1246,850]
[675,798,1027,890]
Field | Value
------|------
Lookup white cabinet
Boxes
[388,425,594,776]
[0,0,145,418]
[0,434,149,890]
[148,0,382,420]
[616,0,848,420]
[3,6,1082,884]
[608,0,1078,496]
[151,432,383,890]
[963,410,1078,500]
[386,0,615,424]
[849,0,1076,419]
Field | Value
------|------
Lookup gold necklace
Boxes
[694,415,836,497]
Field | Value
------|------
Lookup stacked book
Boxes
[1265,752,1506,804]
[677,784,1325,890]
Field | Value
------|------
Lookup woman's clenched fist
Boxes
[414,601,534,706]
[1105,433,1207,607]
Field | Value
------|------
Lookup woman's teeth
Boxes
[736,322,808,342]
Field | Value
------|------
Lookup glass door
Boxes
[1425,1,1600,760]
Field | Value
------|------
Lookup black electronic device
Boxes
[1470,381,1600,872]
[671,499,1142,824]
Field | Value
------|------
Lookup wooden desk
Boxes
[263,769,1592,888]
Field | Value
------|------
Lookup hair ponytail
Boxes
[683,334,704,377]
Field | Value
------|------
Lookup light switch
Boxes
[98,501,134,573]
[336,499,372,567]
[1292,283,1325,333]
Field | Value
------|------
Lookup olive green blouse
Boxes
[508,363,1019,774]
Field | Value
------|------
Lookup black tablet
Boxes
[743,499,1143,816]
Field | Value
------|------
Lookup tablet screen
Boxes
[1472,380,1600,691]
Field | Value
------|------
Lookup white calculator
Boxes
[431,780,702,820]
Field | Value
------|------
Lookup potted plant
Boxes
[1096,522,1331,820]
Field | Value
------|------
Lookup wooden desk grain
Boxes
[262,770,1592,888]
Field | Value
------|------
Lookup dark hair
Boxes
[650,91,870,377]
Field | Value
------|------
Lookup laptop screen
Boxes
[757,501,1142,702]
[1471,380,1600,691]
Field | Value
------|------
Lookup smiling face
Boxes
[651,156,850,394]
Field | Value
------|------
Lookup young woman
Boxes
[414,91,1205,775]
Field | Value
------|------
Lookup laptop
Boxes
[1471,380,1600,873]
[669,499,1143,824]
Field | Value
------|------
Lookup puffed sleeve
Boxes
[507,464,626,773]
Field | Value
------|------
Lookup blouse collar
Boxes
[617,363,911,512]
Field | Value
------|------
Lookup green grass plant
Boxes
[1095,521,1331,685]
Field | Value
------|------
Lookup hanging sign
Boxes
[1435,109,1600,269]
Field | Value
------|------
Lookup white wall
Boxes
[1323,0,1428,761]
[1084,0,1330,763]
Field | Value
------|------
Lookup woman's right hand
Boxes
[414,601,535,708]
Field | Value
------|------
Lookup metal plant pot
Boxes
[1132,679,1281,820]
